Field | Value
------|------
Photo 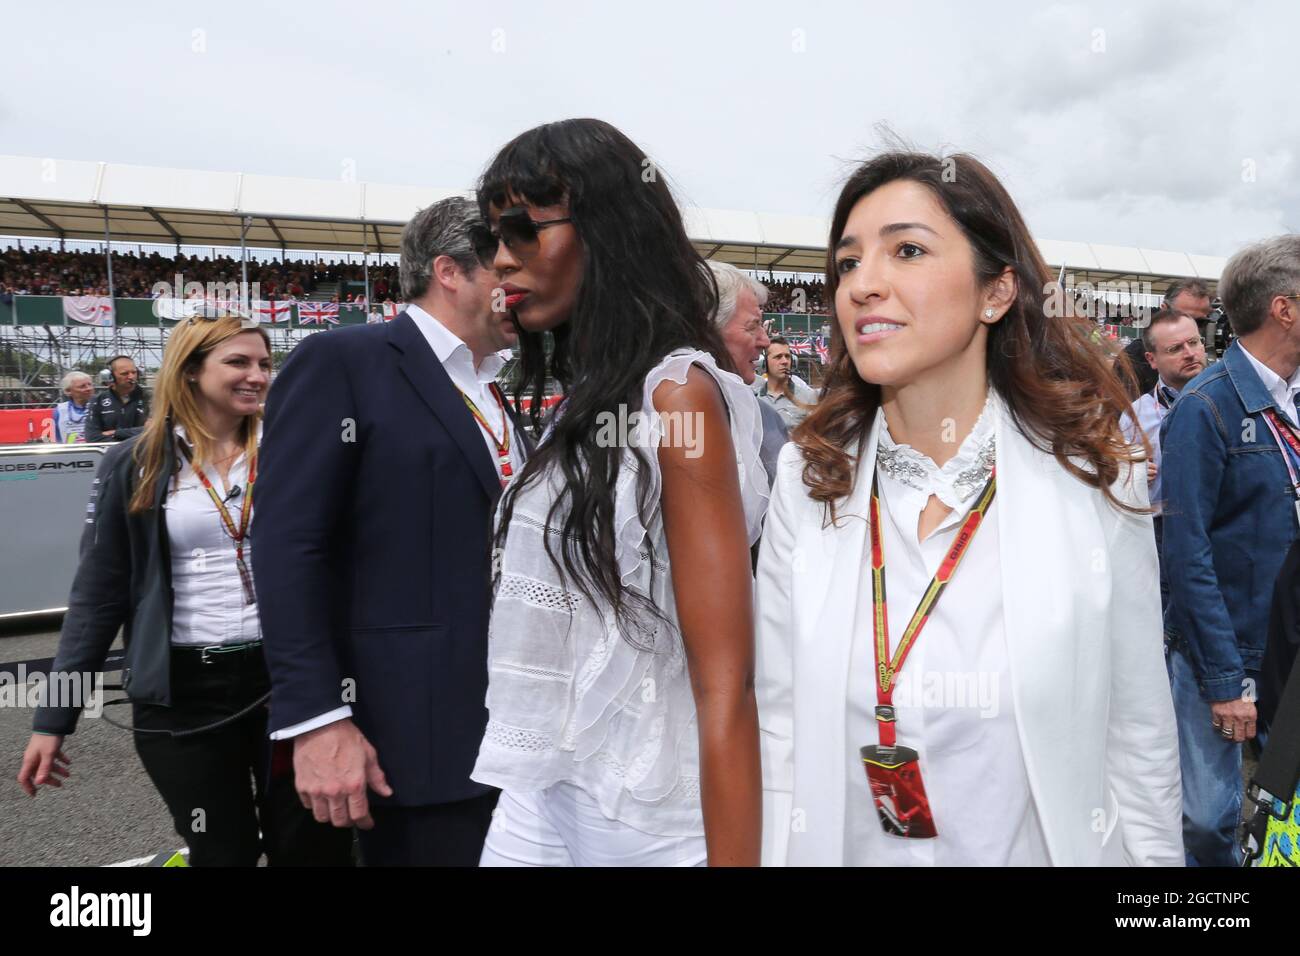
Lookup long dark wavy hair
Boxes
[480,118,732,637]
[795,150,1142,518]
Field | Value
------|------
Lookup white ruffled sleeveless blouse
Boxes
[471,348,770,836]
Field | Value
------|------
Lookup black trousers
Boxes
[358,791,499,866]
[132,645,354,867]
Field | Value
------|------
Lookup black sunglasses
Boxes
[470,207,572,267]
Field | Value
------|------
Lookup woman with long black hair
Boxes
[468,119,767,866]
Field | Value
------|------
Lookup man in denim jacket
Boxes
[1160,235,1300,866]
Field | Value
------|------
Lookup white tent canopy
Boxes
[0,155,1227,285]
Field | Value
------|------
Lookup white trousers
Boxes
[479,783,707,867]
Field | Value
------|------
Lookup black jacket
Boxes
[252,315,533,807]
[33,435,177,735]
[87,388,150,442]
[1261,537,1300,736]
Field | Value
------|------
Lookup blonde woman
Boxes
[18,316,352,867]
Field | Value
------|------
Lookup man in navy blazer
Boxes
[253,197,527,865]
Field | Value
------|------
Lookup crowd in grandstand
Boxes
[2,245,825,317]
[0,246,402,302]
[760,276,827,313]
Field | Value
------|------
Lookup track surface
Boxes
[0,616,178,866]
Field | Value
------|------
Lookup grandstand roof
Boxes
[0,154,1227,284]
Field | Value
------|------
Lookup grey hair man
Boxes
[1160,234,1300,866]
[706,260,785,491]
[254,195,531,867]
[399,196,517,365]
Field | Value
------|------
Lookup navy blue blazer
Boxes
[252,313,529,806]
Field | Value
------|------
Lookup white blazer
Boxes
[755,399,1184,866]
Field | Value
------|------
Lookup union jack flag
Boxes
[787,337,812,356]
[815,336,829,365]
[253,300,292,324]
[298,302,340,326]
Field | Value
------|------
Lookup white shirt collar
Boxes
[405,302,507,381]
[1239,340,1300,417]
[173,420,263,456]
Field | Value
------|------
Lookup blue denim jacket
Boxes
[1160,340,1300,700]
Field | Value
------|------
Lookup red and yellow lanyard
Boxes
[1261,409,1300,528]
[458,382,513,486]
[868,467,996,748]
[177,439,257,604]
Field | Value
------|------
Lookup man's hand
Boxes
[1210,697,1256,743]
[102,430,115,438]
[292,718,392,829]
[17,734,70,797]
[1146,459,1158,484]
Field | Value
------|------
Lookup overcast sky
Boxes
[2,0,1295,258]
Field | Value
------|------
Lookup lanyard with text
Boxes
[1261,409,1300,529]
[859,466,996,839]
[177,440,257,605]
[459,382,513,486]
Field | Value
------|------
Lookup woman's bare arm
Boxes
[654,366,760,866]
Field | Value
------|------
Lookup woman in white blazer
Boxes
[755,151,1183,866]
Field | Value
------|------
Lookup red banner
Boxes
[0,408,55,444]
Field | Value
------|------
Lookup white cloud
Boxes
[0,0,1294,257]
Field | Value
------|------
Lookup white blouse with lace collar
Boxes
[875,394,998,516]
[844,390,1051,865]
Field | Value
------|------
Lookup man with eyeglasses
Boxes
[1122,308,1207,521]
[1160,235,1300,866]
[705,261,786,491]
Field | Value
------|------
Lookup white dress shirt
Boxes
[165,424,261,647]
[270,304,521,740]
[406,303,520,480]
[844,398,1051,865]
[1239,340,1300,427]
